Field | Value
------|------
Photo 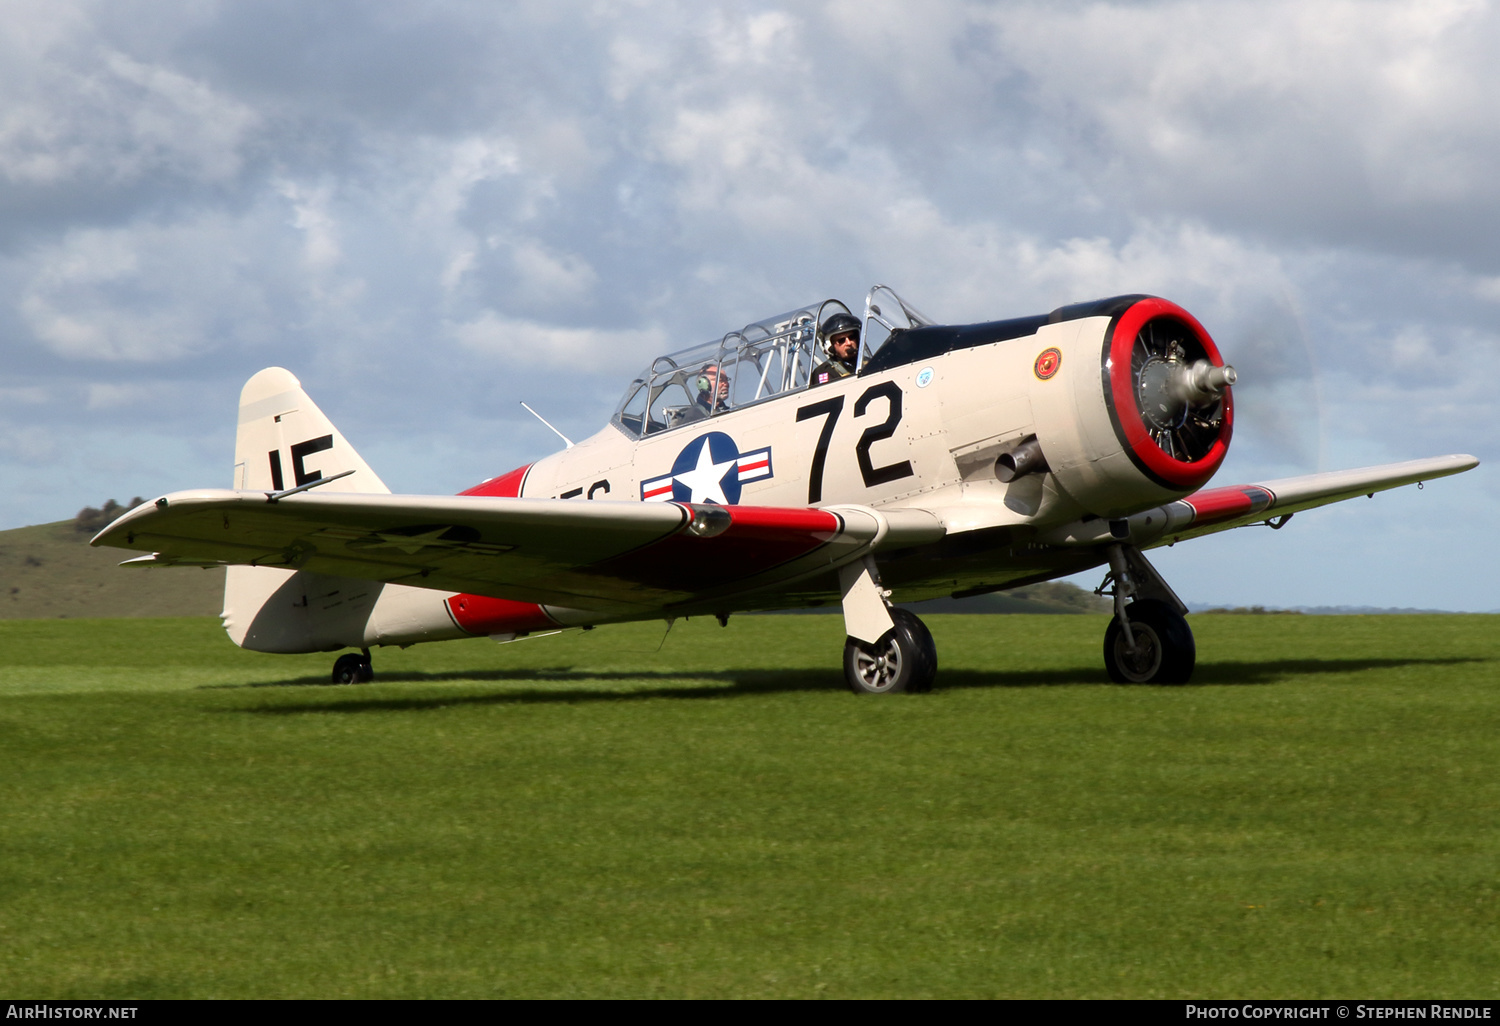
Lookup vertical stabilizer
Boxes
[231,367,390,495]
[224,367,392,650]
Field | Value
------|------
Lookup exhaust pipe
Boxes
[996,435,1050,483]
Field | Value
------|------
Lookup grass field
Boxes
[2,613,1497,998]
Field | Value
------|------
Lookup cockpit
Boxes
[611,286,932,439]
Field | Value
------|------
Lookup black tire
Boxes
[331,653,373,685]
[843,608,938,694]
[1103,599,1195,684]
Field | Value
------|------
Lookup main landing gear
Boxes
[844,608,937,694]
[331,649,374,685]
[838,556,937,694]
[1097,544,1195,684]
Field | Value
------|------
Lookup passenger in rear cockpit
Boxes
[811,313,860,387]
[694,364,731,416]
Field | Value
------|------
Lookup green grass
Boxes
[1,614,1497,998]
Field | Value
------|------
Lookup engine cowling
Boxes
[1026,295,1234,518]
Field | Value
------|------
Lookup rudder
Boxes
[232,366,390,495]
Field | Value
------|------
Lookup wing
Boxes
[1163,454,1479,543]
[1043,454,1479,548]
[92,490,943,615]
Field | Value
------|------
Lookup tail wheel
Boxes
[1103,599,1195,684]
[843,608,937,694]
[331,652,373,685]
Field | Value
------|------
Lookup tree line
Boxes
[74,498,146,534]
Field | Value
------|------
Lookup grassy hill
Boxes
[899,580,1110,615]
[0,519,224,620]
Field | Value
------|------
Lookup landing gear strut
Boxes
[331,649,374,685]
[1097,544,1195,684]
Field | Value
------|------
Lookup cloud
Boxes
[0,386,49,406]
[14,213,279,362]
[449,310,666,373]
[0,425,62,466]
[990,0,1500,263]
[509,240,599,303]
[1472,275,1500,304]
[278,180,343,276]
[0,36,257,188]
[85,381,176,411]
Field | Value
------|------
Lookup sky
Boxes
[0,0,1496,610]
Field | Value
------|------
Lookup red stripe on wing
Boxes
[577,505,842,594]
[1184,485,1274,526]
[447,593,557,635]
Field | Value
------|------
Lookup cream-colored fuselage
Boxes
[526,315,1162,528]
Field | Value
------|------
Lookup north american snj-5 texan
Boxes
[94,287,1478,692]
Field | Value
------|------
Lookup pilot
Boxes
[811,313,861,386]
[695,364,731,415]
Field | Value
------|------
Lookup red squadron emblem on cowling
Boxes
[1034,347,1062,380]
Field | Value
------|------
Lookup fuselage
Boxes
[461,298,1230,618]
[222,294,1234,651]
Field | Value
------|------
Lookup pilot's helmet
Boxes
[695,364,730,406]
[819,312,861,359]
[696,364,723,393]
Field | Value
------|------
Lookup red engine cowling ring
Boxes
[1101,297,1233,491]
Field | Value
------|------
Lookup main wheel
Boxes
[331,652,374,685]
[843,608,938,694]
[1103,599,1195,684]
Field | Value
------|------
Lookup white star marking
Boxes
[672,443,739,505]
[373,527,451,554]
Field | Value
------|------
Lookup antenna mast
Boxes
[519,402,575,449]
